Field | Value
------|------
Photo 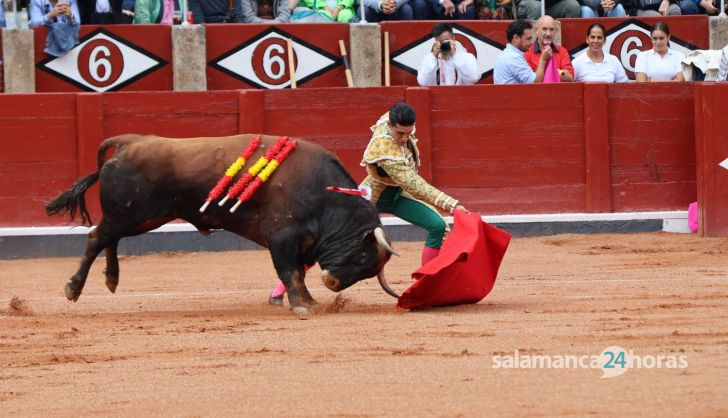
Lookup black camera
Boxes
[440,40,452,53]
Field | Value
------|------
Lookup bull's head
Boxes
[319,227,399,298]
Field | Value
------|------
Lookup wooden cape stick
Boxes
[339,40,354,88]
[384,31,390,87]
[287,38,297,89]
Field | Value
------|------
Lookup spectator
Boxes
[189,0,243,22]
[476,0,512,19]
[634,0,680,15]
[417,22,479,86]
[493,19,552,84]
[635,22,685,82]
[413,0,475,19]
[242,0,291,21]
[289,0,353,22]
[133,0,176,23]
[362,0,413,21]
[524,15,574,82]
[573,23,628,82]
[29,0,80,57]
[77,0,131,23]
[679,0,719,15]
[122,0,135,20]
[516,0,580,19]
[580,0,626,16]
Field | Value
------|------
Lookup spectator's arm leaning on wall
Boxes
[70,0,81,22]
[29,0,48,27]
[233,0,245,21]
[393,0,408,10]
[364,0,382,12]
[275,0,291,21]
[132,0,152,23]
[241,0,264,22]
[579,0,600,10]
[189,0,205,23]
[453,48,480,84]
[122,0,135,15]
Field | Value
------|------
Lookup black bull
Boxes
[45,134,400,314]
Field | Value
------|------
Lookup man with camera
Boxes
[417,23,479,87]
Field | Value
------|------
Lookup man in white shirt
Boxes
[417,22,480,86]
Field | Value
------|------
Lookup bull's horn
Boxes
[374,227,399,256]
[377,271,400,299]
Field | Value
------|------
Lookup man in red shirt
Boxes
[523,15,574,82]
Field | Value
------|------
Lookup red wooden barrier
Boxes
[428,83,586,213]
[607,83,696,211]
[561,16,709,80]
[694,83,728,237]
[33,25,172,92]
[381,21,510,87]
[0,84,704,227]
[206,24,349,90]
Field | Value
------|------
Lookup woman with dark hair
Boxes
[573,23,628,83]
[635,22,685,82]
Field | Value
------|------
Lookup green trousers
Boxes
[374,186,448,249]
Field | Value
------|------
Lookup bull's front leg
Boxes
[268,231,316,315]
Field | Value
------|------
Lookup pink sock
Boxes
[270,281,286,298]
[421,246,440,266]
[270,265,313,297]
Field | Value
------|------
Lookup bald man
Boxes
[523,15,574,82]
[516,0,579,20]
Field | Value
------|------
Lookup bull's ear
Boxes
[361,230,376,244]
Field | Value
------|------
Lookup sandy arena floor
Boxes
[1,232,728,417]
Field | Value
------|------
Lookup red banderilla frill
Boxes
[229,139,297,213]
[199,135,261,212]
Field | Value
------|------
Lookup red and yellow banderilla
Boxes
[199,135,261,212]
[219,136,289,207]
[229,139,297,213]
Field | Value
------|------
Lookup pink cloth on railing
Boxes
[688,201,699,233]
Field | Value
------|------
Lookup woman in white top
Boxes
[573,23,628,83]
[635,22,685,82]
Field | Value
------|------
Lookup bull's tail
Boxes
[45,135,140,226]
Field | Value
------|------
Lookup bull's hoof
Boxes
[64,282,81,302]
[104,268,119,294]
[291,306,311,316]
[105,278,118,294]
[268,293,284,306]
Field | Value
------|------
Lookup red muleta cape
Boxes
[397,211,512,310]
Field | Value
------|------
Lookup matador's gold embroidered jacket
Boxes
[359,112,459,213]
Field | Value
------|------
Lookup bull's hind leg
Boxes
[103,241,120,293]
[65,220,117,301]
